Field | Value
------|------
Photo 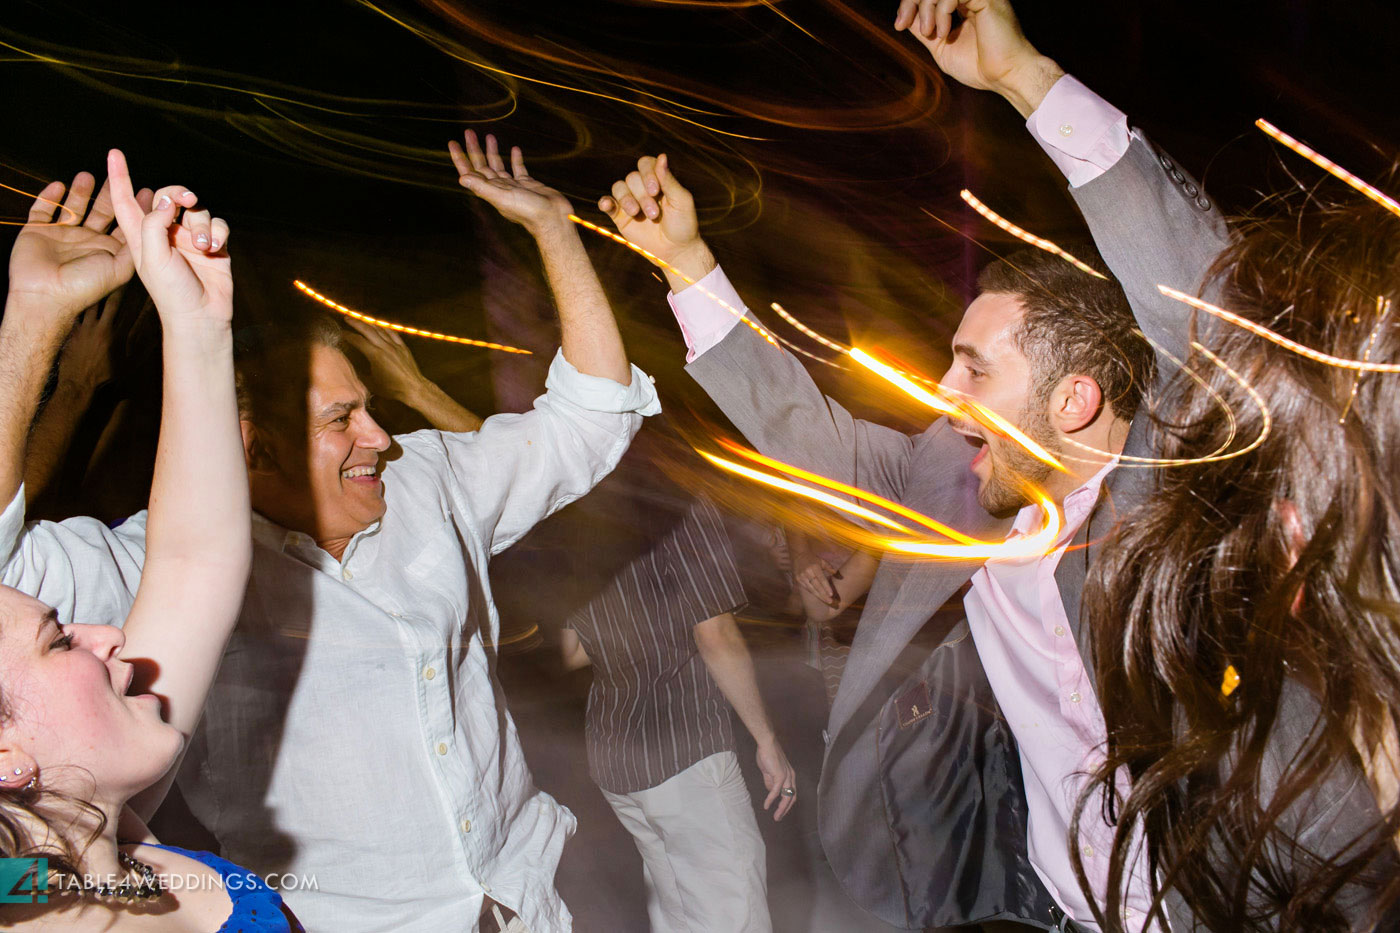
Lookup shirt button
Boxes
[424,667,436,681]
[1069,692,1082,704]
[461,819,472,833]
[1054,625,1066,637]
[436,742,448,755]
[1058,123,1073,137]
[1125,908,1135,919]
[341,568,353,581]
[481,883,492,894]
[1082,844,1094,857]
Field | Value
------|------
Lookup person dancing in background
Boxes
[0,151,299,930]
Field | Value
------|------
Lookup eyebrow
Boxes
[315,400,362,421]
[952,343,994,369]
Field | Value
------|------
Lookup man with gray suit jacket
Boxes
[595,1,1218,928]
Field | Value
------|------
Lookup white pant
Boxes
[602,751,772,933]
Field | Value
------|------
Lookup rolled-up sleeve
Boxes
[0,483,147,626]
[430,350,661,554]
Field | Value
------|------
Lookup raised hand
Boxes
[598,154,708,280]
[795,553,842,609]
[448,130,571,236]
[342,317,429,404]
[893,0,1062,116]
[107,149,231,327]
[6,171,149,330]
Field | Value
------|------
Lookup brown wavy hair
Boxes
[1074,187,1400,932]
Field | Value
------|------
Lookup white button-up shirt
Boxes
[0,350,660,933]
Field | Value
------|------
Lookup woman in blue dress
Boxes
[0,150,299,932]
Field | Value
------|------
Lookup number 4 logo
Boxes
[0,857,48,903]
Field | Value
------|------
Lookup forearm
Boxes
[0,303,70,507]
[696,614,777,746]
[404,379,483,432]
[123,319,250,734]
[533,223,631,385]
[23,377,98,504]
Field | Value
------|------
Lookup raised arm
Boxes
[1,172,144,509]
[450,130,630,385]
[342,316,483,432]
[898,0,1230,368]
[441,131,659,552]
[24,287,123,506]
[598,157,915,500]
[105,149,250,743]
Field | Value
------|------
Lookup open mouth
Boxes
[956,429,990,468]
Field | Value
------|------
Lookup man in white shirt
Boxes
[0,131,659,932]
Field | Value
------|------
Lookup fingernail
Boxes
[211,240,222,251]
[196,234,209,246]
[182,190,194,199]
[156,196,171,209]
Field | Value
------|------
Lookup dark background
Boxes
[3,1,1397,928]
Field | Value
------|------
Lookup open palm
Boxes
[8,173,137,321]
[448,130,571,234]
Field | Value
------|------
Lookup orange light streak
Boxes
[568,214,779,349]
[1256,119,1400,220]
[697,450,915,534]
[2,179,80,226]
[699,441,1063,561]
[716,437,978,544]
[960,190,1107,280]
[293,280,532,353]
[1159,284,1400,372]
[769,301,850,353]
[848,347,1067,472]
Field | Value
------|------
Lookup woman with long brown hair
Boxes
[1077,187,1400,932]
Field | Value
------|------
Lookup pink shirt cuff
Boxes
[1027,74,1130,188]
[666,264,748,363]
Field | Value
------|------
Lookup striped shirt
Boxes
[567,494,747,794]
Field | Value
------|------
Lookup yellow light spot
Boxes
[1221,664,1241,697]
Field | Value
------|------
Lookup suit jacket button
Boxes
[1170,169,1186,184]
[1159,153,1174,170]
[821,729,831,745]
[1183,182,1199,198]
[1195,196,1212,211]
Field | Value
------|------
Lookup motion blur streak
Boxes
[1256,118,1400,219]
[1160,284,1400,372]
[960,189,1108,279]
[293,280,533,353]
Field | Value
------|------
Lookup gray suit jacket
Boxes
[688,135,1394,930]
[686,135,1217,928]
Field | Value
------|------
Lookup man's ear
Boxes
[240,420,275,475]
[1049,374,1104,433]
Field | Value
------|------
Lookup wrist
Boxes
[664,242,716,292]
[54,374,101,402]
[995,55,1065,118]
[528,216,581,249]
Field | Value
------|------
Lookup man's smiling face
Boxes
[245,343,392,552]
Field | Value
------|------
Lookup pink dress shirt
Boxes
[671,75,1158,929]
